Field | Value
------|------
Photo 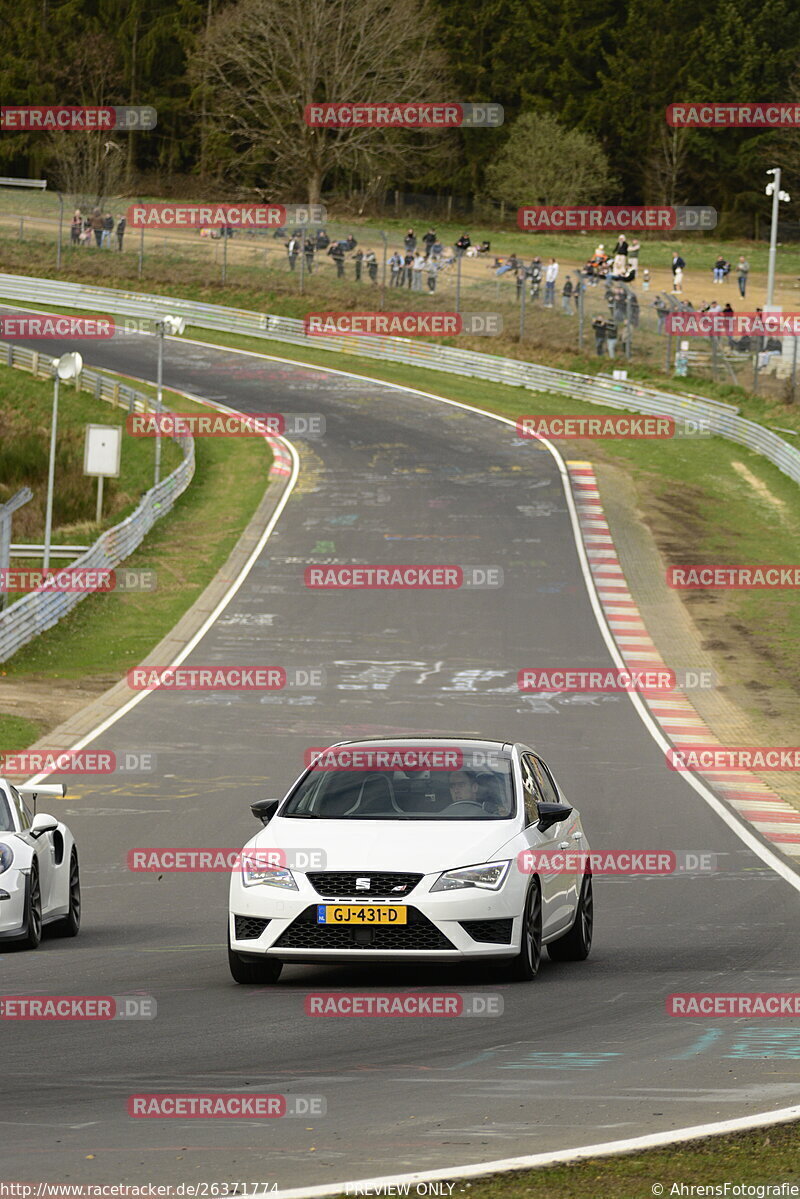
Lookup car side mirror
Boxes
[30,812,58,837]
[536,801,573,832]
[250,798,280,826]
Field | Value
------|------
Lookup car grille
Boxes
[274,905,454,951]
[460,918,514,944]
[306,871,423,898]
[234,915,271,940]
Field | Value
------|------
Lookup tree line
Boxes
[1,0,799,232]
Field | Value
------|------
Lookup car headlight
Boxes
[241,853,298,890]
[0,844,14,874]
[431,860,510,892]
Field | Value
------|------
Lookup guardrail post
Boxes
[31,350,38,377]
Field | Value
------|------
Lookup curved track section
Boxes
[1,329,798,1188]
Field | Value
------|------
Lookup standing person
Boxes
[389,250,402,287]
[612,234,628,276]
[352,248,363,281]
[672,264,684,294]
[515,260,526,300]
[605,315,618,359]
[426,257,439,292]
[592,314,606,356]
[70,209,82,245]
[641,268,650,291]
[544,257,559,307]
[671,251,686,285]
[653,295,668,334]
[422,228,437,258]
[101,212,114,248]
[328,241,344,278]
[628,238,641,272]
[455,232,471,256]
[529,257,542,300]
[404,228,416,253]
[316,229,330,250]
[561,276,574,313]
[366,250,378,283]
[90,207,104,247]
[737,256,749,297]
[430,239,443,261]
[412,251,425,291]
[304,237,315,273]
[572,275,583,314]
[287,235,299,271]
[404,249,414,288]
[115,215,126,251]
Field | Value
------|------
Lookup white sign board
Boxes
[84,425,122,478]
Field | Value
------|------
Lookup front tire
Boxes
[508,879,542,981]
[547,873,593,961]
[18,862,43,950]
[51,848,81,938]
[228,930,283,984]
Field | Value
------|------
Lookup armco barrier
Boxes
[0,339,195,662]
[1,275,799,494]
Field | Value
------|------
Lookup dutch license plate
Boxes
[316,904,407,925]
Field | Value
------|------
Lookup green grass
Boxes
[0,713,44,755]
[327,1120,800,1199]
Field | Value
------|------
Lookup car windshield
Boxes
[0,789,14,833]
[282,748,516,820]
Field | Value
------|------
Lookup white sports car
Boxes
[228,737,593,983]
[0,780,80,949]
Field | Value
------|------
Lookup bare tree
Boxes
[645,126,691,206]
[190,0,454,203]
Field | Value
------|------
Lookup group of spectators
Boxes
[71,208,126,250]
[580,236,641,286]
[283,226,491,289]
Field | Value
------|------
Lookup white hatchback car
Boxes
[228,738,592,983]
[0,780,80,949]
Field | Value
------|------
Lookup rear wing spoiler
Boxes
[17,784,67,806]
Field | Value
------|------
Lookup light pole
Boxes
[43,352,83,572]
[154,316,186,487]
[765,169,791,308]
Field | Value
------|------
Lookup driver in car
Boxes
[448,769,511,815]
[448,769,481,805]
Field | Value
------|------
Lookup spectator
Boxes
[343,234,357,252]
[629,293,640,327]
[70,209,82,245]
[653,295,668,334]
[641,268,650,291]
[544,258,559,307]
[116,215,126,251]
[90,207,104,247]
[529,257,542,300]
[389,250,403,286]
[430,239,443,260]
[404,228,416,253]
[572,275,583,314]
[287,235,299,271]
[516,262,527,300]
[328,241,344,278]
[316,229,330,250]
[455,232,471,256]
[713,254,727,283]
[404,249,414,288]
[605,316,618,359]
[101,212,114,248]
[412,251,426,291]
[352,248,364,281]
[672,265,684,294]
[304,237,315,273]
[427,257,440,292]
[422,228,437,257]
[612,234,628,276]
[628,239,641,271]
[592,314,606,356]
[561,276,573,313]
[671,252,686,283]
[366,250,378,283]
[722,301,735,314]
[737,256,749,298]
